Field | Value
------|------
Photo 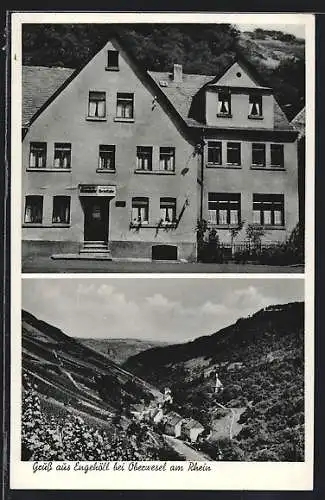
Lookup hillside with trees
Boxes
[125,302,305,461]
[22,24,304,120]
[77,337,169,365]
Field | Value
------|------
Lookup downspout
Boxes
[200,132,205,221]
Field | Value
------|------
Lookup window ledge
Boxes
[206,164,242,169]
[248,115,264,120]
[26,168,71,172]
[251,166,286,171]
[261,225,286,230]
[114,117,135,123]
[209,224,242,230]
[86,116,107,122]
[130,223,177,229]
[134,169,175,175]
[96,169,116,174]
[23,223,71,228]
[105,66,119,71]
[217,113,233,118]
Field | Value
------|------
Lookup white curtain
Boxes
[219,209,228,225]
[89,101,97,116]
[208,210,217,224]
[264,210,272,225]
[253,210,260,224]
[230,210,238,225]
[30,153,36,168]
[274,210,282,225]
[97,101,105,117]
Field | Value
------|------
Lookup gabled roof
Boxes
[291,107,305,138]
[148,71,294,132]
[22,41,294,134]
[165,411,183,426]
[22,66,75,126]
[183,418,204,431]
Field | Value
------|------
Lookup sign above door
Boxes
[79,184,116,197]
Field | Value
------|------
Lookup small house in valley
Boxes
[164,411,184,438]
[181,418,205,443]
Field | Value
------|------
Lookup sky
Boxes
[22,278,304,343]
[236,24,305,40]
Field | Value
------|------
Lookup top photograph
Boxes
[19,19,308,273]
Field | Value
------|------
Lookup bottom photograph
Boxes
[21,277,304,462]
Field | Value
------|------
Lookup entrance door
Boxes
[83,199,109,242]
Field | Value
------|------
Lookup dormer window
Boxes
[217,90,231,117]
[249,94,263,118]
[106,50,119,70]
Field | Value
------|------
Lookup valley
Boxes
[22,302,304,462]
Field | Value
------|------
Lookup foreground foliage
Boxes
[22,382,163,461]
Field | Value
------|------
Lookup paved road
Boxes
[22,258,304,274]
[164,435,211,461]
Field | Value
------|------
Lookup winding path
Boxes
[164,435,211,461]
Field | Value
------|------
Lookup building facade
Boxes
[22,35,299,262]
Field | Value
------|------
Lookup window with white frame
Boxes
[159,147,175,171]
[207,141,222,165]
[53,143,71,169]
[251,143,266,167]
[217,90,231,116]
[98,145,116,171]
[270,144,284,168]
[24,195,43,224]
[29,142,47,168]
[136,146,152,171]
[160,198,176,224]
[227,142,241,166]
[107,50,119,70]
[88,91,106,118]
[208,193,241,225]
[52,196,71,224]
[132,197,149,224]
[253,194,284,226]
[249,94,263,118]
[116,93,134,119]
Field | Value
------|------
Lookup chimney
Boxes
[173,64,183,83]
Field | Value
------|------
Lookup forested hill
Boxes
[22,24,305,120]
[125,302,304,461]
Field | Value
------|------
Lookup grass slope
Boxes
[22,309,161,422]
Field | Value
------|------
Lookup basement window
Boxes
[106,50,119,70]
[24,195,43,224]
[52,196,71,224]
